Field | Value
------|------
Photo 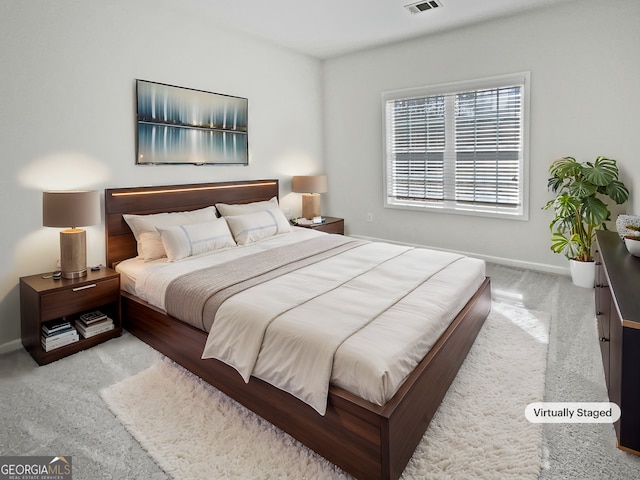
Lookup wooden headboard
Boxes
[104,179,279,268]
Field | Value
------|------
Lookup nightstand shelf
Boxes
[20,268,122,365]
[293,216,344,235]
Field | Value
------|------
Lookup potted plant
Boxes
[544,156,629,287]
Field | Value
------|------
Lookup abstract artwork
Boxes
[135,80,248,165]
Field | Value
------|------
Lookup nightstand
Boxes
[294,216,344,235]
[20,268,122,365]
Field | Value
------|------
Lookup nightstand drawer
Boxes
[317,219,344,235]
[40,277,120,321]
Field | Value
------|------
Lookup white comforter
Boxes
[117,228,485,415]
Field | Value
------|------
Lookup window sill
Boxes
[384,199,528,221]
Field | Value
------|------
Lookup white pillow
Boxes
[215,197,279,217]
[123,206,217,260]
[225,208,292,245]
[157,218,236,262]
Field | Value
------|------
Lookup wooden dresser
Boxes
[595,230,640,455]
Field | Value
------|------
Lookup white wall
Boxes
[323,0,640,271]
[0,0,324,348]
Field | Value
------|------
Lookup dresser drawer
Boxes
[40,277,120,321]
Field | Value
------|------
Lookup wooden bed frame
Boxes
[104,179,491,480]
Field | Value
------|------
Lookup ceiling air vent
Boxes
[405,0,443,14]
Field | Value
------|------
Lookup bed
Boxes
[104,179,491,480]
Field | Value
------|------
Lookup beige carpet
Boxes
[101,301,549,479]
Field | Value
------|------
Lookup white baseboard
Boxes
[348,234,570,277]
[0,338,23,355]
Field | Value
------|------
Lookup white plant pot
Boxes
[569,259,595,288]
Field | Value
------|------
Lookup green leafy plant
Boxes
[543,156,629,262]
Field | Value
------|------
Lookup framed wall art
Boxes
[135,79,248,165]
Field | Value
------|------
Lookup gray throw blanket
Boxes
[165,235,363,331]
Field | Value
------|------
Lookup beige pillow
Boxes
[138,232,167,261]
[225,208,292,245]
[215,197,278,217]
[123,206,217,260]
[157,218,236,261]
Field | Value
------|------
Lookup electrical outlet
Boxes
[366,213,373,223]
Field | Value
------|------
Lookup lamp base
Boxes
[60,228,87,279]
[301,193,321,220]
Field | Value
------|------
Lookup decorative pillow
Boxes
[123,206,217,260]
[138,232,167,261]
[157,218,236,262]
[215,197,279,217]
[225,208,292,245]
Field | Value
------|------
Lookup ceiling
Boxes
[191,0,578,59]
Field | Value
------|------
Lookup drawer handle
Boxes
[601,337,610,343]
[72,284,97,292]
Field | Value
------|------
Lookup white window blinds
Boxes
[384,73,528,218]
[387,95,446,202]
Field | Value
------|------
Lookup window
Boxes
[383,72,529,219]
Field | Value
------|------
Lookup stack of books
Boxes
[75,310,114,338]
[41,319,79,352]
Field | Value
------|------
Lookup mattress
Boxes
[117,228,485,414]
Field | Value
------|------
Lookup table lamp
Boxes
[292,175,328,220]
[43,190,100,279]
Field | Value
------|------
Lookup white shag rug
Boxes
[101,301,549,479]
